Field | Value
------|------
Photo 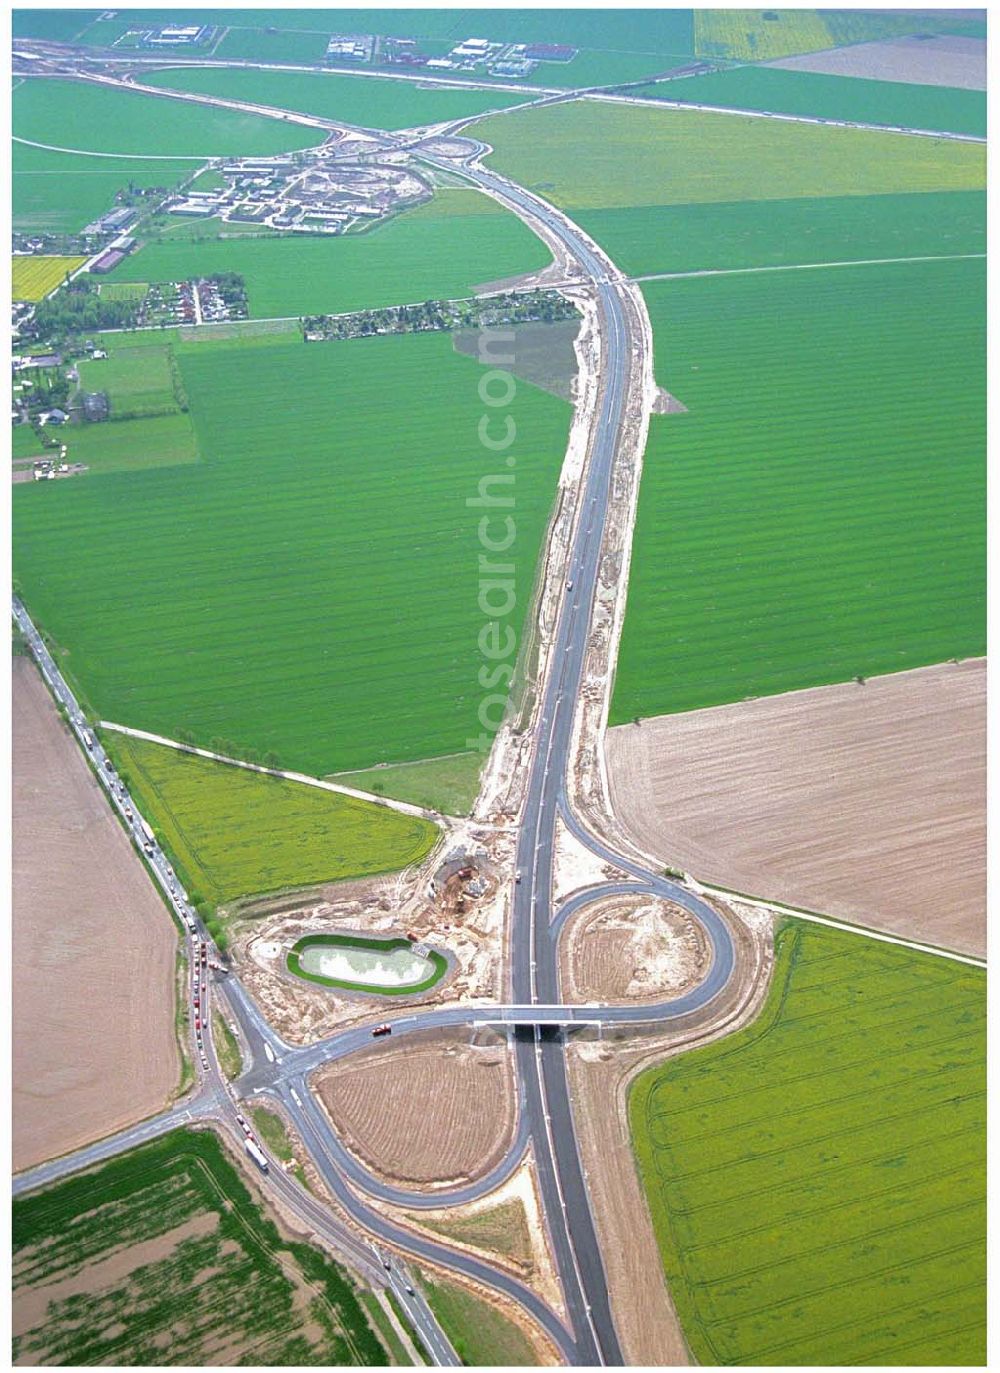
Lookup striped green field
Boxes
[146,65,530,130]
[13,78,322,157]
[103,732,439,909]
[630,921,986,1364]
[13,329,571,775]
[574,190,985,280]
[610,256,985,723]
[12,140,194,234]
[641,66,986,137]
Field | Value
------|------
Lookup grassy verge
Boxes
[329,751,483,818]
[629,921,986,1364]
[213,1011,242,1081]
[387,1289,431,1364]
[172,947,194,1098]
[418,1271,540,1366]
[249,1104,311,1191]
[361,1291,415,1366]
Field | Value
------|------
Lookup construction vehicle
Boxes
[245,1139,269,1173]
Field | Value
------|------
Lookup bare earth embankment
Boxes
[13,657,179,1172]
[606,659,985,956]
[313,1030,516,1189]
[769,34,986,88]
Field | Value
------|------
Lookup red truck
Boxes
[372,1024,392,1038]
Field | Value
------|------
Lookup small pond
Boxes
[288,934,448,995]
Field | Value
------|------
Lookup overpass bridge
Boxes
[472,1005,607,1027]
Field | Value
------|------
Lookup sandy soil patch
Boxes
[768,34,986,88]
[312,1029,516,1190]
[606,659,985,956]
[13,657,179,1173]
[562,894,709,1003]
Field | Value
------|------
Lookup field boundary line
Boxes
[585,91,987,143]
[13,134,207,161]
[98,720,458,827]
[634,252,986,285]
[690,877,986,968]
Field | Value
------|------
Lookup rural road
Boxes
[11,59,748,1368]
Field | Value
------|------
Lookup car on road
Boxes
[372,1024,392,1037]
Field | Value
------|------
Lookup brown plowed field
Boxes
[769,33,986,88]
[606,659,985,956]
[13,657,179,1172]
[313,1030,515,1188]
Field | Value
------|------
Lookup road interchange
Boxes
[11,67,747,1367]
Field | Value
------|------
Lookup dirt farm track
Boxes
[12,657,180,1172]
[606,659,985,957]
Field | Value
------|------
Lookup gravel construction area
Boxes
[12,657,179,1173]
[769,34,986,89]
[561,894,709,1003]
[606,659,985,956]
[312,1029,516,1189]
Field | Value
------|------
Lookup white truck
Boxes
[140,818,156,856]
[245,1139,269,1173]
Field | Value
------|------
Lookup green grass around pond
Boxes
[420,1272,540,1366]
[14,330,570,775]
[641,66,986,137]
[12,1128,387,1365]
[610,256,984,723]
[102,733,439,910]
[12,139,195,234]
[109,190,551,318]
[288,933,448,996]
[330,751,482,817]
[473,99,985,209]
[574,189,985,278]
[147,65,531,130]
[630,922,985,1364]
[13,78,322,157]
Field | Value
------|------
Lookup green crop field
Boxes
[13,78,323,157]
[97,279,149,301]
[215,25,331,64]
[631,921,986,1364]
[692,7,980,60]
[14,328,570,775]
[110,191,551,317]
[61,413,199,474]
[12,9,99,41]
[575,189,985,279]
[610,257,984,723]
[644,67,987,137]
[474,100,985,211]
[12,1128,387,1365]
[102,733,440,908]
[147,66,531,130]
[12,140,195,234]
[11,427,48,461]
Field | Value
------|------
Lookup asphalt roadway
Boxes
[11,97,743,1370]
